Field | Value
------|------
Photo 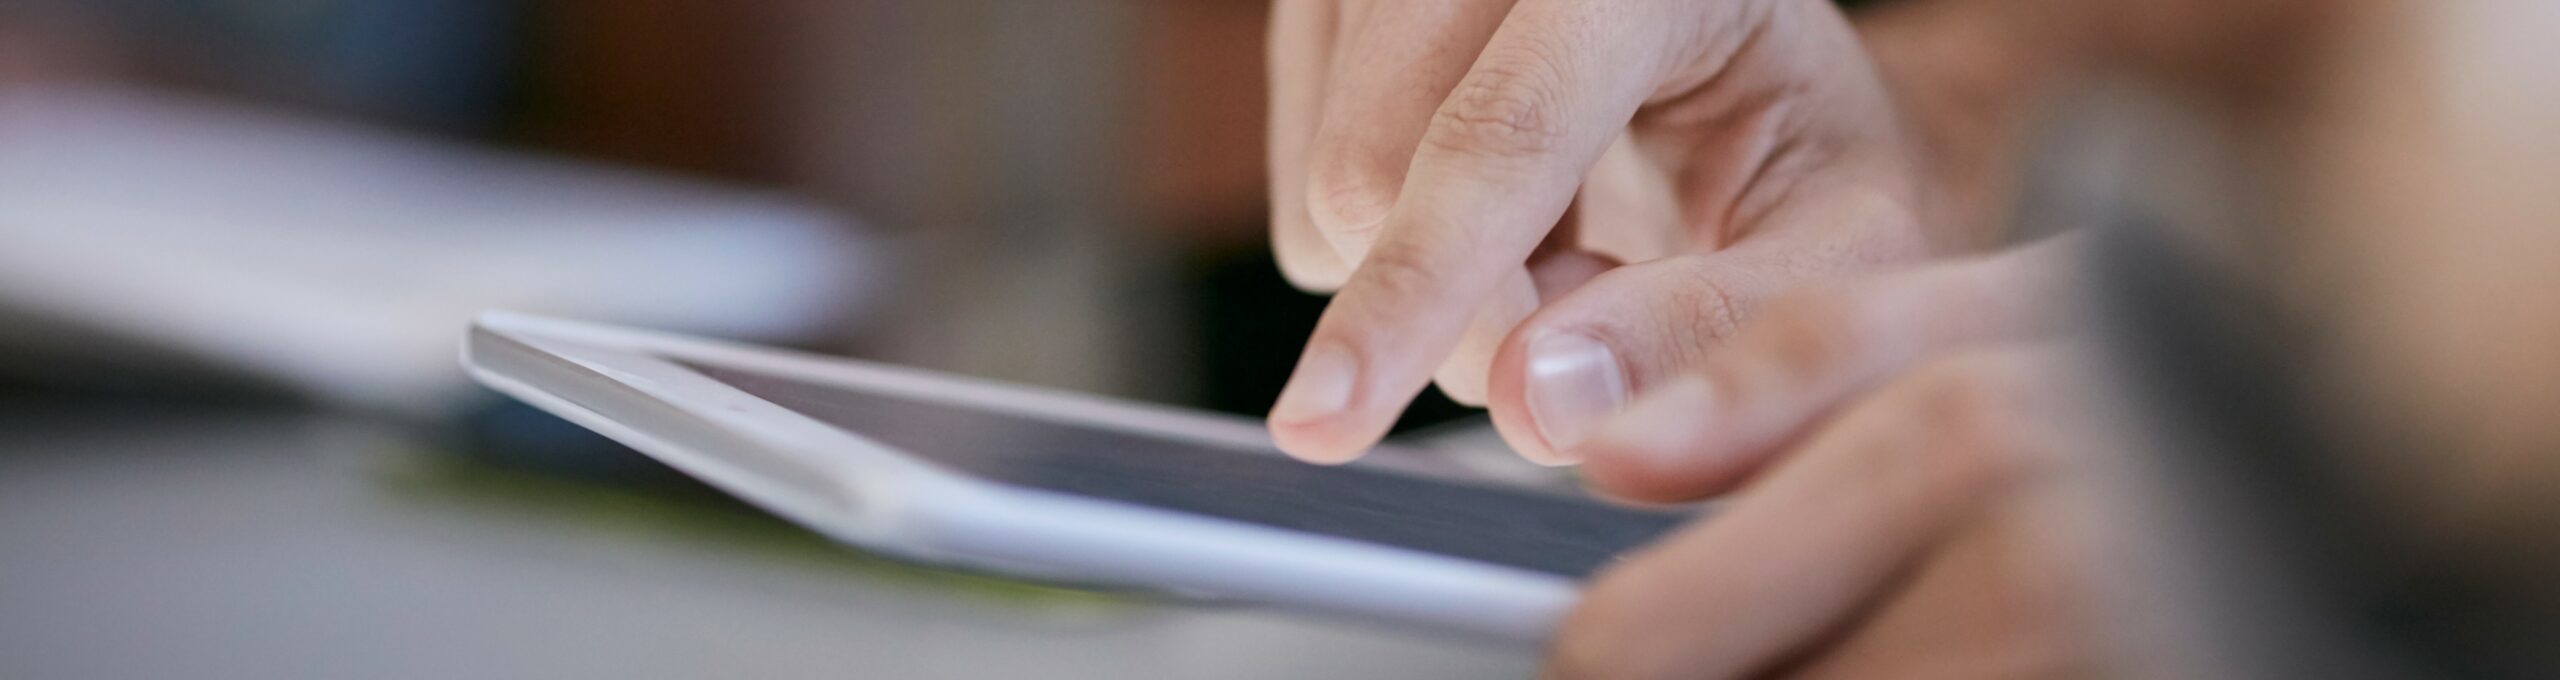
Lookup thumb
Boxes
[1484,249,1782,466]
[1484,235,2078,478]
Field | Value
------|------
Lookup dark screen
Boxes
[686,363,1690,579]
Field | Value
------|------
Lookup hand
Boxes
[1553,350,2102,679]
[1264,0,2007,464]
[1543,241,2106,678]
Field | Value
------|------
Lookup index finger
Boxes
[1267,0,1675,463]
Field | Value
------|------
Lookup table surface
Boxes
[0,406,1536,679]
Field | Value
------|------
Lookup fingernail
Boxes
[1581,377,1716,467]
[1525,332,1630,457]
[1271,341,1358,425]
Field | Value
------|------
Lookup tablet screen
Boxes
[686,363,1690,579]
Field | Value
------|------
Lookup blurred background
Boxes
[0,1,1545,677]
[0,0,1366,414]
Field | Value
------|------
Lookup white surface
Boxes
[463,313,1584,643]
[0,411,1535,679]
[0,86,873,415]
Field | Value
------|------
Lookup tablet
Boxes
[461,312,1690,643]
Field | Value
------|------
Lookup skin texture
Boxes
[1262,3,2108,675]
[1263,0,2523,678]
[1545,241,2101,679]
[1519,0,2359,672]
[1569,238,2081,502]
[1515,1,2418,677]
[1264,0,1952,465]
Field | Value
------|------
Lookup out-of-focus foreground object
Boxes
[0,85,876,417]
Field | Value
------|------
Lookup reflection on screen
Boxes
[689,363,1690,579]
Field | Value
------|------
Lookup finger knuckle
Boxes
[1425,54,1572,160]
[1658,257,1749,361]
[1303,142,1399,232]
[1756,292,1866,385]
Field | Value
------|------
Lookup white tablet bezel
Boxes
[461,311,1579,643]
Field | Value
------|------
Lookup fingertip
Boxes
[1271,206,1353,293]
[1432,273,1540,409]
[1266,339,1399,464]
[1520,330,1631,460]
[1266,417,1378,466]
[1274,251,1351,294]
[1488,254,1767,470]
[1516,441,1583,468]
[1266,393,1400,466]
[1485,322,1569,466]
